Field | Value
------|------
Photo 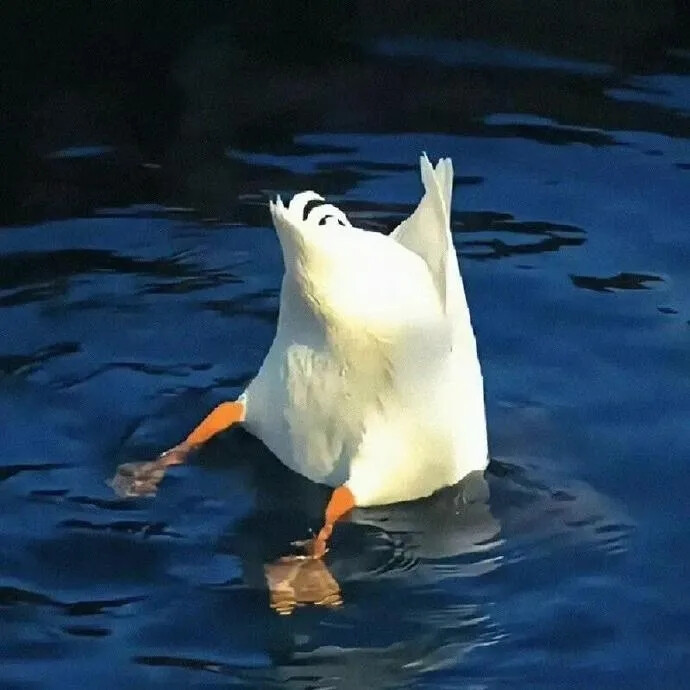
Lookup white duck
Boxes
[112,154,488,554]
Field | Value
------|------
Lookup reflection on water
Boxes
[1,24,689,689]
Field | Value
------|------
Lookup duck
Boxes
[111,154,488,556]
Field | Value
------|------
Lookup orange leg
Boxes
[310,485,355,558]
[184,400,246,447]
[110,399,245,497]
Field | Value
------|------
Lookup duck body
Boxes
[242,156,488,507]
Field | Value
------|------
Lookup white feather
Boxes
[243,156,488,506]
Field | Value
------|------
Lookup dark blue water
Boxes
[2,32,689,689]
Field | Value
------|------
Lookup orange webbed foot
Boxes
[264,552,342,615]
[108,443,191,498]
[262,486,356,614]
[108,399,245,499]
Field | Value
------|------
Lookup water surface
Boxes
[2,36,689,689]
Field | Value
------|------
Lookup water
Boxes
[2,29,690,689]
